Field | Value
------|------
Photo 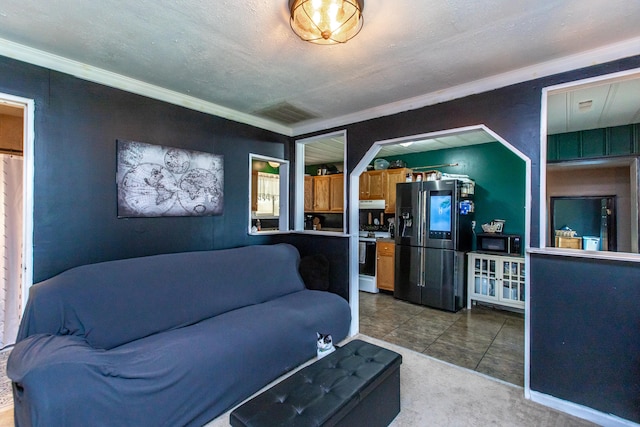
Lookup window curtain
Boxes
[256,172,280,216]
[0,154,22,349]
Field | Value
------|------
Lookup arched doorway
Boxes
[348,125,531,386]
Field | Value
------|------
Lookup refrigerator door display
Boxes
[429,193,452,240]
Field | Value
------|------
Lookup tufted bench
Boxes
[229,339,402,427]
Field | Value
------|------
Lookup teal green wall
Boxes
[376,142,526,238]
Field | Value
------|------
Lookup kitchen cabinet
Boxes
[360,170,385,200]
[376,241,395,291]
[359,168,412,214]
[384,168,410,213]
[304,175,314,212]
[313,176,331,212]
[467,252,525,310]
[310,174,343,213]
[547,123,640,162]
[329,174,344,212]
[359,173,369,199]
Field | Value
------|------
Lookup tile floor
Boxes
[359,290,525,386]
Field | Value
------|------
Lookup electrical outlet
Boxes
[471,220,476,230]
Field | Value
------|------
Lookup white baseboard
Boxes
[530,391,639,427]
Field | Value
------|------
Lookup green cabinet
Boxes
[581,128,606,158]
[608,125,636,156]
[548,123,640,162]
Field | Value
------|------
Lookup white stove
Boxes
[358,231,392,293]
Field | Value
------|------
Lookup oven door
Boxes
[359,240,376,276]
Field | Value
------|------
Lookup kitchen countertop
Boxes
[376,238,395,243]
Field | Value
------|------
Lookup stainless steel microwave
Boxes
[477,233,522,255]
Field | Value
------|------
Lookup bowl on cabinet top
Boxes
[373,159,389,170]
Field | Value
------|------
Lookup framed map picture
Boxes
[116,140,224,217]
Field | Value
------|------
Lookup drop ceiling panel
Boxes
[304,136,345,165]
[375,130,497,160]
[547,76,640,135]
[601,80,640,128]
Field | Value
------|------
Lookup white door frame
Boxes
[0,93,34,314]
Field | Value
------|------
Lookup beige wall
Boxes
[547,165,632,252]
[0,114,23,153]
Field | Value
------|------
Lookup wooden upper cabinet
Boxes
[359,173,370,199]
[304,175,314,212]
[385,168,410,213]
[313,175,331,212]
[359,168,411,213]
[329,174,344,212]
[309,174,344,213]
[367,170,385,200]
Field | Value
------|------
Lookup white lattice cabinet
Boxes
[467,252,525,310]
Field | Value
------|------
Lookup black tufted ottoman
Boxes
[229,339,402,427]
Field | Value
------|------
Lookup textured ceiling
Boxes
[0,0,639,137]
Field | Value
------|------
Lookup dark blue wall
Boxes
[0,56,290,282]
[530,253,640,422]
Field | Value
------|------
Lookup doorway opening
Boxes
[349,125,531,387]
[550,195,616,251]
[542,68,640,253]
[0,93,34,349]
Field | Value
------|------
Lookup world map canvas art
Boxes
[116,140,224,217]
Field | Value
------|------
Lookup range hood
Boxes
[359,199,385,209]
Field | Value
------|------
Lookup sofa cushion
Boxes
[18,244,307,349]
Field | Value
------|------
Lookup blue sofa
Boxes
[7,243,351,426]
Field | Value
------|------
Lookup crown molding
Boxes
[0,38,293,136]
[290,36,640,136]
[2,35,640,139]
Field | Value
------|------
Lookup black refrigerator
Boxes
[394,180,473,312]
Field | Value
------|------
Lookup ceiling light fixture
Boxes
[289,0,364,45]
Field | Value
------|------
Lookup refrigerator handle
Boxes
[417,190,422,246]
[420,247,424,287]
[420,189,427,246]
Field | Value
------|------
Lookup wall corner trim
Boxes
[529,391,638,427]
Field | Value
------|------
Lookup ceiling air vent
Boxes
[578,100,593,111]
[253,102,319,125]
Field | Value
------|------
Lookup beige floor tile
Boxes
[423,341,485,370]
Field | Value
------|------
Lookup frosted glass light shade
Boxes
[289,0,364,45]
